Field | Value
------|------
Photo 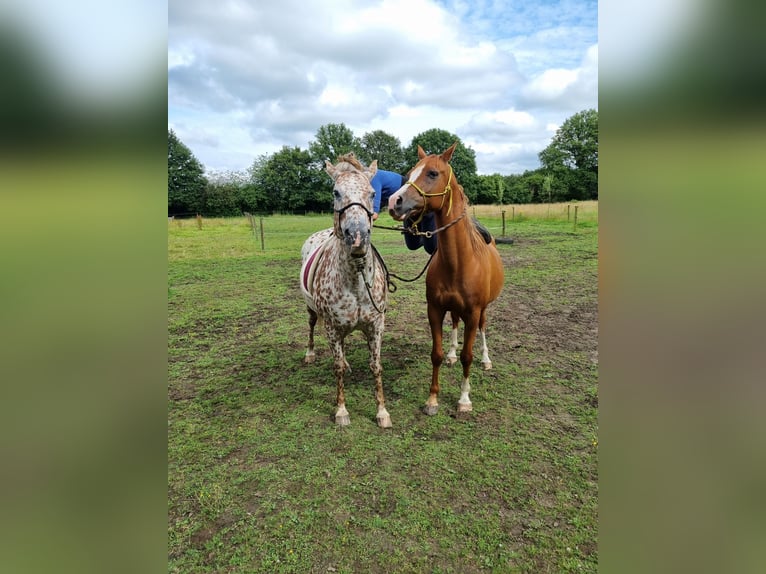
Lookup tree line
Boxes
[168,109,597,217]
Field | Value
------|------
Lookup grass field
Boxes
[168,205,598,573]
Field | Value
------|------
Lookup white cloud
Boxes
[520,43,597,111]
[169,0,598,175]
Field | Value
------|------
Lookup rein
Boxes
[371,244,435,292]
[372,209,466,238]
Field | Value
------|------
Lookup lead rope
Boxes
[354,254,386,314]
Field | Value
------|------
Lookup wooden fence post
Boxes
[512,206,515,221]
[245,212,256,236]
[196,214,202,230]
[567,204,571,221]
[573,205,578,232]
[501,210,506,237]
[259,217,265,251]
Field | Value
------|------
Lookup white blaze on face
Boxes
[388,163,425,213]
[406,163,424,191]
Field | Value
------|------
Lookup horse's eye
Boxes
[427,170,439,179]
[333,189,341,199]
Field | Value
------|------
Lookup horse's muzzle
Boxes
[388,191,421,222]
[342,223,370,258]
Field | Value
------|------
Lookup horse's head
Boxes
[325,155,378,258]
[388,143,458,223]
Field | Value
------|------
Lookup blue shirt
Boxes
[370,170,404,214]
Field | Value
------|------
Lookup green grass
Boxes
[169,209,598,573]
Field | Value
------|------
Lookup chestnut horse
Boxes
[300,154,391,428]
[388,143,504,415]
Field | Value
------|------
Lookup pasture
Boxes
[168,204,598,573]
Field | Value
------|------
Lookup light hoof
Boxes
[376,413,392,429]
[423,404,439,416]
[304,353,316,364]
[457,401,473,413]
[335,413,351,426]
[481,360,492,371]
[445,356,458,366]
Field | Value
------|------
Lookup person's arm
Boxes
[371,177,383,214]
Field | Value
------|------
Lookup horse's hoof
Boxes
[304,354,316,364]
[376,414,392,429]
[481,361,492,371]
[423,404,439,416]
[445,356,458,366]
[457,401,473,413]
[335,414,351,426]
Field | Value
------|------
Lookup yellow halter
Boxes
[404,165,454,229]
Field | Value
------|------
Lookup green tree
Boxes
[201,182,240,216]
[405,129,479,202]
[168,129,207,216]
[539,109,598,200]
[240,154,271,213]
[502,174,532,204]
[358,130,407,173]
[475,173,505,204]
[308,123,362,164]
[259,146,323,213]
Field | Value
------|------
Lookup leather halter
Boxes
[404,164,452,225]
[335,201,374,218]
[333,201,374,238]
[402,165,457,232]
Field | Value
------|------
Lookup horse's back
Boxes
[302,228,334,261]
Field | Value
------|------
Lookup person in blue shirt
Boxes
[371,168,437,254]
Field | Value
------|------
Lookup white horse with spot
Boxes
[300,154,391,428]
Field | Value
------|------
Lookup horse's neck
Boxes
[329,238,375,281]
[433,197,472,264]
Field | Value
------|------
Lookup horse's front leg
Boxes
[457,310,481,413]
[329,333,350,426]
[367,322,391,428]
[424,304,446,416]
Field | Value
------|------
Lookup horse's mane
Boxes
[453,177,487,254]
[334,152,366,172]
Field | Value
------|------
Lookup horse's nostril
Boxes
[396,196,402,206]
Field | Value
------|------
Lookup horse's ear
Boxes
[442,142,458,162]
[365,160,378,181]
[325,160,337,180]
[417,145,427,159]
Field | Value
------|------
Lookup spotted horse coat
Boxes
[300,155,391,428]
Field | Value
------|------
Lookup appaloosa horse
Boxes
[388,143,505,415]
[300,154,391,428]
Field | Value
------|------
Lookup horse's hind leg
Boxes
[479,309,492,370]
[304,307,318,364]
[367,325,391,428]
[457,310,481,413]
[445,312,459,366]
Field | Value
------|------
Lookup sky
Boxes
[168,0,597,176]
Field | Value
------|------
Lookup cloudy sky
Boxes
[168,0,597,176]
